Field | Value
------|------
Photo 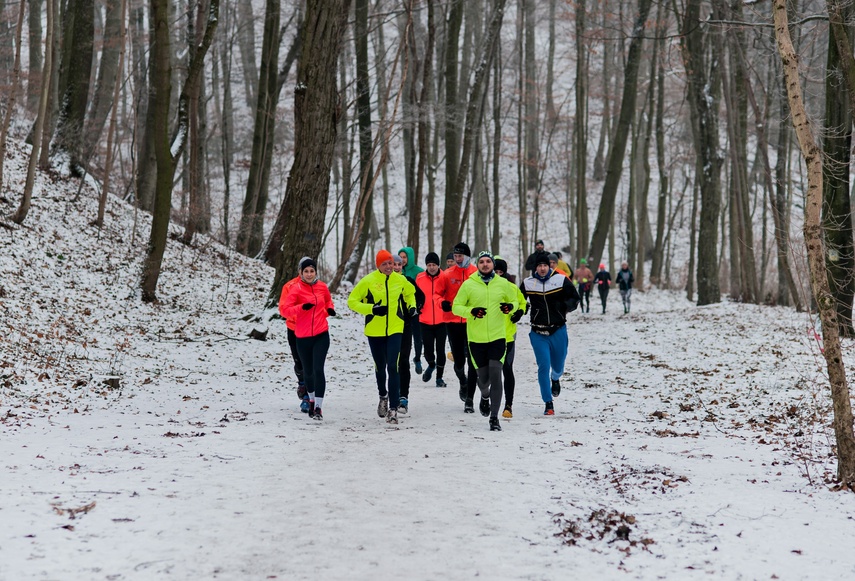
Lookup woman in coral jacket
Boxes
[278,257,310,412]
[281,258,335,421]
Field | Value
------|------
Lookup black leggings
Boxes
[446,322,477,398]
[400,324,413,398]
[469,338,506,418]
[367,334,403,409]
[598,287,609,312]
[578,285,591,312]
[295,332,330,398]
[420,322,447,372]
[503,341,516,406]
[287,328,304,383]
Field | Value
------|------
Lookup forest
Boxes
[1,1,855,483]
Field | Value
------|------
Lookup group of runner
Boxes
[278,242,635,430]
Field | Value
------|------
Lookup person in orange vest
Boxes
[279,258,335,420]
[439,242,478,411]
[574,258,595,313]
[415,252,448,387]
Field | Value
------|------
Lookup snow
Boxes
[2,144,855,580]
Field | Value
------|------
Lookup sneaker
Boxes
[551,379,561,397]
[436,377,447,388]
[300,395,310,413]
[297,382,307,400]
[502,404,513,419]
[464,399,475,413]
[479,397,490,417]
[489,417,502,431]
[458,384,467,403]
[386,409,398,424]
[312,408,323,421]
[377,397,389,418]
[414,359,423,374]
[544,401,555,416]
[399,397,409,414]
[422,365,435,382]
[308,400,316,418]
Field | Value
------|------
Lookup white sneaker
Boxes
[386,409,398,424]
[377,397,389,418]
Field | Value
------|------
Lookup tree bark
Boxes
[85,0,123,164]
[575,0,588,262]
[236,0,258,109]
[27,0,43,112]
[440,0,464,254]
[0,0,24,187]
[774,0,855,488]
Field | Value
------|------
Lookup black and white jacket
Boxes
[520,271,580,334]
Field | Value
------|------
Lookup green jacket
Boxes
[348,270,416,337]
[398,246,424,280]
[452,271,519,344]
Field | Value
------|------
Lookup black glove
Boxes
[510,309,523,323]
[327,308,336,317]
[302,303,315,311]
[408,307,418,319]
[470,307,487,319]
[499,302,513,314]
[372,304,388,316]
[441,300,452,312]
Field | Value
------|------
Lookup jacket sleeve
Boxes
[524,253,535,271]
[451,282,471,318]
[347,277,374,316]
[404,276,417,309]
[281,286,302,319]
[278,282,290,319]
[563,276,581,313]
[414,280,425,311]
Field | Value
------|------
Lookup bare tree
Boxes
[0,0,24,188]
[27,0,43,112]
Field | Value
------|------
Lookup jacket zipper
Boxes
[385,274,390,336]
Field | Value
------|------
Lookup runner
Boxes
[279,258,335,420]
[278,257,308,412]
[594,263,612,314]
[392,254,424,414]
[415,252,448,387]
[439,242,478,411]
[398,246,425,374]
[452,251,518,431]
[347,250,417,425]
[575,259,594,313]
[494,257,526,419]
[616,261,635,314]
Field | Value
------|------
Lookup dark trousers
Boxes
[446,322,477,398]
[295,332,330,399]
[598,287,609,313]
[287,328,304,383]
[420,322,447,375]
[411,321,423,361]
[400,324,413,398]
[469,338,506,418]
[503,341,516,406]
[579,285,591,312]
[367,334,403,409]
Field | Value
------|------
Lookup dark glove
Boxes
[441,300,452,313]
[372,304,388,316]
[302,303,315,311]
[470,307,487,319]
[327,308,336,317]
[499,302,513,314]
[408,307,418,319]
[510,309,523,323]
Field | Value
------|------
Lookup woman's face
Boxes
[302,266,317,283]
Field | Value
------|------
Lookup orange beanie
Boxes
[376,249,393,268]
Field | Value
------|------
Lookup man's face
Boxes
[398,252,408,266]
[446,258,455,268]
[621,262,629,269]
[453,252,465,266]
[535,243,544,252]
[477,256,494,275]
[426,263,440,275]
[536,263,550,277]
[378,259,394,275]
[392,261,403,273]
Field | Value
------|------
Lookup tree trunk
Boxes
[575,0,588,262]
[136,3,158,211]
[266,0,351,304]
[27,0,43,112]
[523,0,538,242]
[52,0,94,173]
[0,0,24,187]
[85,0,123,165]
[440,0,464,254]
[12,0,53,225]
[416,0,436,256]
[587,0,653,266]
[592,0,611,182]
[236,0,280,257]
[236,0,258,109]
[491,35,501,255]
[38,0,60,170]
[774,0,855,488]
[650,14,668,285]
[545,0,557,126]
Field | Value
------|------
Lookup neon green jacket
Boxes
[452,271,519,343]
[348,270,416,337]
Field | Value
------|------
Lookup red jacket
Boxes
[440,263,477,324]
[280,278,334,338]
[416,270,447,325]
[278,277,300,331]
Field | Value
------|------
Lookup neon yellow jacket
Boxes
[348,270,416,337]
[452,271,518,343]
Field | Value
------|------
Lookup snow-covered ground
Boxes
[2,144,854,580]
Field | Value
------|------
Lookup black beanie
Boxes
[446,252,454,260]
[494,258,508,273]
[453,242,471,256]
[300,258,317,271]
[534,252,551,266]
[425,252,440,265]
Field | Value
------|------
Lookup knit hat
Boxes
[477,250,494,263]
[446,252,454,261]
[494,258,508,273]
[297,256,312,272]
[547,253,559,263]
[536,239,544,246]
[300,258,317,271]
[393,254,403,264]
[375,249,393,268]
[599,263,606,270]
[453,242,471,256]
[425,252,440,265]
[580,258,587,265]
[534,252,551,266]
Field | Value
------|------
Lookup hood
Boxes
[398,246,424,277]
